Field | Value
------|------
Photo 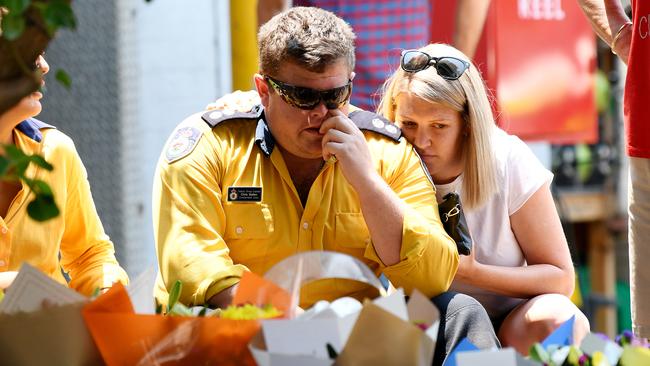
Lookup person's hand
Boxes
[320,109,376,190]
[454,249,479,282]
[612,23,632,65]
[0,271,19,290]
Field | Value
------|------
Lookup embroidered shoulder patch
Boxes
[165,126,202,163]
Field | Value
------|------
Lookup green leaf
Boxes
[167,280,182,313]
[567,345,585,365]
[28,154,54,170]
[55,69,72,89]
[168,302,192,317]
[326,343,339,359]
[529,343,551,364]
[32,179,53,196]
[198,307,208,317]
[26,193,60,221]
[1,13,25,41]
[13,159,30,176]
[0,289,4,304]
[155,303,163,315]
[4,0,30,14]
[0,156,9,176]
[42,0,77,34]
[3,144,26,160]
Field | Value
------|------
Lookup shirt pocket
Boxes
[223,203,275,240]
[334,213,371,249]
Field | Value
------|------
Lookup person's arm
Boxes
[577,0,632,63]
[453,0,492,59]
[57,134,129,296]
[321,110,405,265]
[455,182,575,298]
[321,112,458,296]
[153,121,248,307]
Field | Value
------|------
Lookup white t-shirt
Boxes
[436,128,554,320]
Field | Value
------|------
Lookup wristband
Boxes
[611,21,632,55]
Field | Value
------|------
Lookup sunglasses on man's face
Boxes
[400,50,470,80]
[264,75,353,110]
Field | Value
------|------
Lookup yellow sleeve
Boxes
[365,142,459,298]
[153,134,247,306]
[57,135,129,297]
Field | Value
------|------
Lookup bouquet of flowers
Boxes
[249,251,442,366]
[82,271,291,366]
[528,330,650,366]
[450,316,650,366]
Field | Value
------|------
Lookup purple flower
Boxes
[623,330,634,339]
[578,354,589,365]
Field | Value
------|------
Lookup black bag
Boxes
[438,192,472,256]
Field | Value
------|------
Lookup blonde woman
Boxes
[378,43,589,353]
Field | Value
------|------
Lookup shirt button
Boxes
[302,222,309,230]
[0,227,7,234]
[235,226,243,235]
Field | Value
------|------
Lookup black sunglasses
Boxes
[264,75,353,110]
[400,50,470,80]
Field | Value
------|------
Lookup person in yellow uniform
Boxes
[154,7,499,364]
[0,54,129,295]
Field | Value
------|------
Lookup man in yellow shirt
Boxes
[154,7,499,363]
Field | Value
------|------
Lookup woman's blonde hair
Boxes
[378,43,498,209]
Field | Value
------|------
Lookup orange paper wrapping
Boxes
[82,272,290,366]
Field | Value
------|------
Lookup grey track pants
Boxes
[431,291,501,366]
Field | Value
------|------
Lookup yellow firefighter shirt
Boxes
[0,119,129,296]
[153,107,458,306]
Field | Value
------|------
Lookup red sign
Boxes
[431,0,597,144]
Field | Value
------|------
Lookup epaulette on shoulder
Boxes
[202,104,264,128]
[348,110,401,142]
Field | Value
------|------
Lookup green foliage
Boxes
[0,144,59,221]
[1,0,77,39]
[37,0,77,35]
[165,279,194,317]
[166,280,182,314]
[1,12,25,40]
[529,343,551,364]
[54,68,71,88]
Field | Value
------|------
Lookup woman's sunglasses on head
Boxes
[264,75,353,110]
[400,50,470,80]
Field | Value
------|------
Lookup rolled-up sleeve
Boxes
[153,137,247,306]
[365,142,458,297]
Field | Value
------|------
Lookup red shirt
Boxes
[625,0,650,158]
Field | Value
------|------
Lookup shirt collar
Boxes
[15,118,55,143]
[254,113,275,157]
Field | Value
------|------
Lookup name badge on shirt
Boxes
[227,187,262,202]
